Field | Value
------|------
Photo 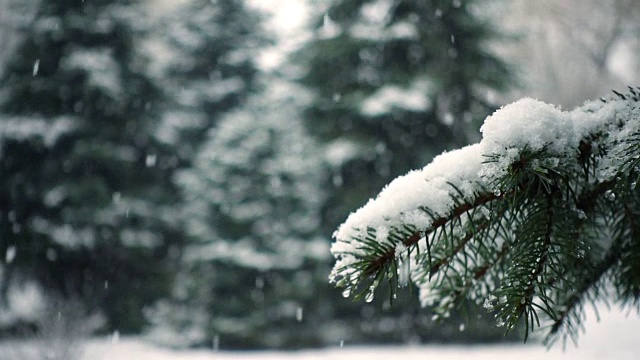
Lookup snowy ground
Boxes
[1,306,638,360]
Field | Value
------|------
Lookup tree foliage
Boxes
[151,0,267,163]
[296,0,511,239]
[147,85,329,348]
[0,0,180,332]
[296,0,515,345]
[330,90,640,346]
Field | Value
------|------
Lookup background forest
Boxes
[0,0,639,351]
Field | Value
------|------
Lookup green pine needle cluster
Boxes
[331,89,640,346]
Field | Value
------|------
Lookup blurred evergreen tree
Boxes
[151,0,267,164]
[0,0,181,333]
[144,0,318,349]
[297,0,511,234]
[294,0,514,344]
[148,83,331,348]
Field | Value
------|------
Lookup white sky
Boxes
[247,0,310,33]
[150,0,314,70]
[247,0,314,70]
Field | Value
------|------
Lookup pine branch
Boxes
[454,241,511,298]
[545,239,621,346]
[429,217,493,276]
[361,191,499,279]
[331,93,640,345]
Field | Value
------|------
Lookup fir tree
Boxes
[147,83,329,348]
[295,0,513,344]
[0,0,180,332]
[330,90,640,346]
[296,0,511,235]
[151,0,267,163]
[144,0,313,348]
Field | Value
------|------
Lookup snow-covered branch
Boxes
[330,91,640,343]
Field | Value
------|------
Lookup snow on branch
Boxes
[330,92,640,343]
[0,116,75,153]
